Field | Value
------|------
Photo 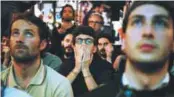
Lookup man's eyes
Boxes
[86,39,93,44]
[131,18,143,27]
[11,31,34,37]
[25,31,34,37]
[153,19,169,28]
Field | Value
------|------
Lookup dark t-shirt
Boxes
[79,72,174,97]
[58,54,115,97]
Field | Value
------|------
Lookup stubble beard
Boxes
[129,56,168,74]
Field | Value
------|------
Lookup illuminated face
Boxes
[74,34,95,56]
[62,34,73,55]
[88,15,103,32]
[62,7,74,21]
[124,4,173,72]
[97,37,111,58]
[10,19,46,62]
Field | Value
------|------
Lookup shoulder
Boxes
[4,87,31,97]
[1,68,10,81]
[45,66,70,85]
[45,66,74,97]
[43,52,62,68]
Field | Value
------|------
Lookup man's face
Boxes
[62,34,74,56]
[74,34,95,56]
[10,19,45,63]
[97,37,111,58]
[62,7,74,21]
[88,15,103,32]
[124,4,173,72]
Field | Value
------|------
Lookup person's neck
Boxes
[62,20,73,27]
[124,60,169,90]
[13,56,41,89]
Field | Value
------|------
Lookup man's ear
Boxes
[61,40,64,46]
[121,31,126,52]
[40,40,47,51]
[92,46,97,53]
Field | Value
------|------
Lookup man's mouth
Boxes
[140,44,155,52]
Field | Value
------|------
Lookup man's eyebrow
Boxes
[153,15,170,20]
[24,29,34,32]
[11,28,18,31]
[129,15,144,20]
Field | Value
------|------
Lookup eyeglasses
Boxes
[75,38,94,45]
[88,21,103,25]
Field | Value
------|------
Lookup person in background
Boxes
[50,4,76,58]
[58,26,114,97]
[1,12,74,97]
[1,36,11,70]
[96,33,118,64]
[60,33,74,61]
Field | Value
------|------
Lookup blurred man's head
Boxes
[60,4,75,22]
[88,12,104,32]
[61,33,74,58]
[122,1,174,73]
[96,33,114,59]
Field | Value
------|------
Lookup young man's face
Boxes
[10,19,46,62]
[62,34,74,56]
[88,15,103,32]
[97,37,111,58]
[62,7,74,21]
[74,34,95,55]
[124,4,173,71]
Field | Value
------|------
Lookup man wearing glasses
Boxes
[87,12,115,40]
[58,26,114,97]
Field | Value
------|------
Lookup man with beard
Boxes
[60,33,74,60]
[79,1,174,97]
[96,33,121,64]
[1,12,74,97]
[50,4,76,57]
[58,26,114,97]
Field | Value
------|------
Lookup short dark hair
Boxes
[122,1,174,33]
[72,25,96,45]
[95,33,115,44]
[9,12,50,55]
[60,4,75,19]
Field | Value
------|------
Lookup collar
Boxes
[8,60,46,89]
[122,72,170,90]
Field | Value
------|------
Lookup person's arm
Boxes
[67,65,81,83]
[81,52,98,91]
[82,68,98,91]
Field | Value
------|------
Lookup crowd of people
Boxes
[1,1,174,97]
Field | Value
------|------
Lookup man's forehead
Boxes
[129,4,170,19]
[98,37,110,42]
[76,34,93,39]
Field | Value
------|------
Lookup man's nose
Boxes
[16,34,24,43]
[142,24,154,39]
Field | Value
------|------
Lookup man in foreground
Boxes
[1,12,73,97]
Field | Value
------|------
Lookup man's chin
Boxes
[130,59,166,74]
